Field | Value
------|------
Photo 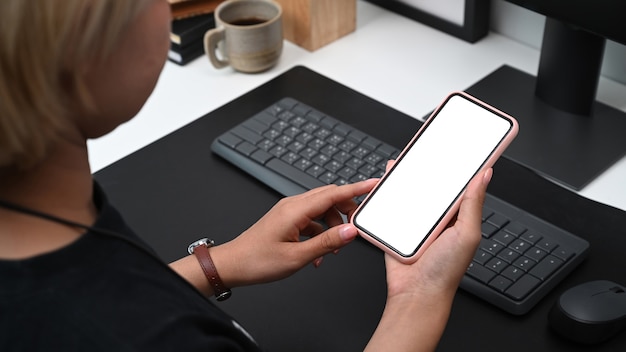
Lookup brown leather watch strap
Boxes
[191,241,232,301]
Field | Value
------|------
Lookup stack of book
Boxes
[168,0,221,65]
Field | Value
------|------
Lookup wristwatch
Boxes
[187,238,232,301]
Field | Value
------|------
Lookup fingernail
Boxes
[484,168,493,185]
[313,257,323,268]
[339,224,357,242]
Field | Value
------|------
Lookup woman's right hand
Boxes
[365,168,491,352]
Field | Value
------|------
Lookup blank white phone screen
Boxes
[354,95,513,256]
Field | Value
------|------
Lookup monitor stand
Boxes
[465,65,626,190]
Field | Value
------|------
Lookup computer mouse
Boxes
[548,280,626,344]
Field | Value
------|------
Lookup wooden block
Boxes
[275,0,356,51]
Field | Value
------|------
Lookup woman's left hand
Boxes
[212,179,378,288]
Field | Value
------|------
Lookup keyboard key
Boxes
[489,276,513,293]
[318,172,337,184]
[486,258,507,273]
[277,110,295,121]
[480,238,504,255]
[232,126,263,144]
[505,275,540,300]
[481,222,499,238]
[339,140,357,152]
[501,266,524,282]
[327,134,344,146]
[251,149,272,164]
[345,157,364,169]
[482,207,494,221]
[486,213,510,228]
[314,128,332,140]
[552,247,575,261]
[493,230,515,246]
[306,165,325,177]
[236,141,257,156]
[362,136,381,150]
[473,249,492,265]
[510,239,530,254]
[536,240,558,253]
[513,256,536,272]
[337,167,356,179]
[376,144,396,158]
[358,164,379,177]
[296,132,314,144]
[351,146,370,159]
[525,247,548,262]
[266,104,283,116]
[467,262,497,283]
[529,255,563,280]
[333,151,351,163]
[521,231,542,244]
[257,139,275,151]
[497,249,520,264]
[324,160,342,173]
[312,154,330,166]
[263,129,281,140]
[283,126,301,138]
[305,109,323,122]
[503,221,527,236]
[333,123,351,136]
[299,147,317,160]
[308,138,326,150]
[293,159,311,171]
[287,141,305,153]
[272,120,289,131]
[218,133,242,149]
[320,116,338,129]
[293,104,311,117]
[281,152,299,164]
[347,130,366,143]
[302,122,318,134]
[291,116,307,128]
[350,174,369,182]
[275,135,292,147]
[243,118,269,134]
[320,144,339,157]
[364,152,383,166]
[269,145,287,158]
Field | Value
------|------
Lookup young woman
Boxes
[0,0,490,350]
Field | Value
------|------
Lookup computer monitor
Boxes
[465,0,626,190]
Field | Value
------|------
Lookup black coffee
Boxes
[229,17,267,26]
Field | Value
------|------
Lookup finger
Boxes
[297,224,359,263]
[385,159,396,172]
[292,179,378,225]
[456,168,492,233]
[300,221,325,238]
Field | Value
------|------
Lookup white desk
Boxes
[88,1,626,212]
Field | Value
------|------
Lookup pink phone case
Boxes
[350,91,519,264]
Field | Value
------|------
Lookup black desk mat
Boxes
[95,66,626,351]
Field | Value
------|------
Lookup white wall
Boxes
[490,0,626,86]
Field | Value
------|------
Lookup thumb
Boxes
[302,224,359,266]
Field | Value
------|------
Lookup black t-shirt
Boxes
[0,184,262,351]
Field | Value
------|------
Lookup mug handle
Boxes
[204,27,229,69]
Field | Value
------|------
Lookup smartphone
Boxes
[351,92,518,264]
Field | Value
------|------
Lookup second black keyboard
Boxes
[211,97,590,315]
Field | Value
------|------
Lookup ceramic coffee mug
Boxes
[204,0,283,73]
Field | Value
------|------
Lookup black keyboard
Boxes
[211,97,590,315]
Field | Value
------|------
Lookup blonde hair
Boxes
[0,0,151,170]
